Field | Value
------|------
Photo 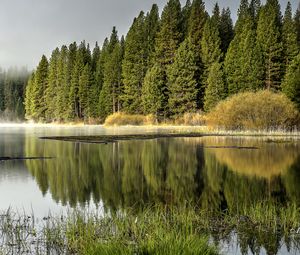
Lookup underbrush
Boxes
[104,112,156,126]
[206,90,300,131]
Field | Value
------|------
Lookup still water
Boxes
[1,125,300,255]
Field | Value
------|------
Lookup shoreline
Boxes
[0,123,300,137]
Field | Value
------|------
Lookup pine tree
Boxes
[282,53,300,109]
[0,69,5,112]
[225,17,264,94]
[204,62,226,112]
[99,28,123,120]
[45,48,60,121]
[31,55,48,121]
[122,12,148,114]
[219,8,234,53]
[235,0,250,33]
[167,39,198,116]
[249,0,261,20]
[201,18,222,82]
[55,45,69,121]
[24,72,35,120]
[91,42,100,72]
[282,2,299,71]
[142,64,166,120]
[144,4,160,66]
[182,0,192,38]
[256,0,283,89]
[155,0,182,66]
[211,3,220,27]
[295,4,300,46]
[78,64,93,120]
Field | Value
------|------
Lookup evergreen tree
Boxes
[167,39,198,116]
[182,0,192,38]
[201,18,222,82]
[45,48,60,121]
[31,55,48,121]
[256,0,283,89]
[145,4,160,66]
[188,0,207,54]
[235,0,250,33]
[204,62,226,112]
[142,64,166,120]
[225,17,264,94]
[99,28,123,119]
[249,0,261,20]
[282,53,300,109]
[78,64,93,120]
[155,0,182,66]
[211,3,220,27]
[0,69,5,112]
[91,42,100,72]
[282,2,299,70]
[55,45,69,121]
[24,73,35,120]
[295,4,300,46]
[122,12,148,114]
[219,8,234,53]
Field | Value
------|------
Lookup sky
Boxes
[0,0,298,70]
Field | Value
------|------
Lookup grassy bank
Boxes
[1,203,300,254]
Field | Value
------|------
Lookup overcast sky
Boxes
[0,0,298,69]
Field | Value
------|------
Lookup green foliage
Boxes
[256,0,283,89]
[167,39,198,116]
[282,2,299,70]
[295,4,300,46]
[204,62,226,112]
[219,8,234,53]
[99,28,123,120]
[200,18,222,81]
[31,55,49,122]
[225,17,264,94]
[122,12,148,114]
[142,64,166,119]
[207,90,299,130]
[22,0,300,125]
[282,53,300,109]
[155,0,182,66]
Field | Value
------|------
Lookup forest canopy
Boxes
[22,0,300,124]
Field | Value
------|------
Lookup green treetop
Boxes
[167,38,198,116]
[282,53,300,109]
[282,2,299,70]
[204,62,226,112]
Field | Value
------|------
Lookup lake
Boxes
[1,125,300,255]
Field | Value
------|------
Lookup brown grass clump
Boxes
[206,90,300,131]
[174,112,206,126]
[104,112,156,126]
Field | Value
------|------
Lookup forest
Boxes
[23,0,300,124]
[0,68,30,121]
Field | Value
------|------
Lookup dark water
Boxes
[1,125,300,254]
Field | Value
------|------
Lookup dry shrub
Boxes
[175,112,206,126]
[104,112,155,126]
[206,90,300,130]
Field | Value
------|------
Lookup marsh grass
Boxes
[0,203,300,254]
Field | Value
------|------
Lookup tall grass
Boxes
[104,112,156,126]
[0,203,299,254]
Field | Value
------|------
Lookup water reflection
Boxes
[24,136,300,210]
[21,135,300,254]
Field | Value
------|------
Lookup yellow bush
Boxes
[104,112,155,126]
[206,90,300,130]
[174,112,206,126]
